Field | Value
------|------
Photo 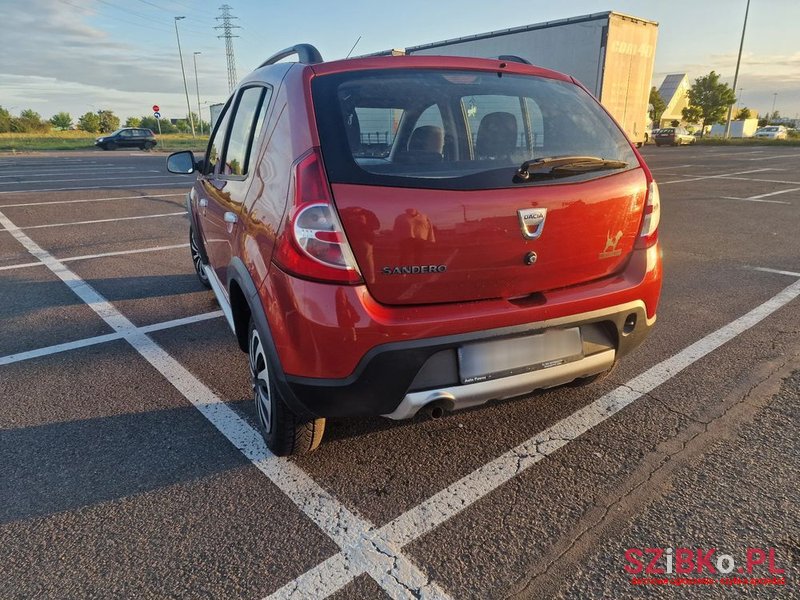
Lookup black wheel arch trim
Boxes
[225,258,319,421]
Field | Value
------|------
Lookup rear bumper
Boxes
[262,244,662,420]
[280,300,653,419]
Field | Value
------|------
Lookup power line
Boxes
[215,4,241,93]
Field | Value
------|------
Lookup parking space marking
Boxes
[275,276,800,596]
[0,182,191,194]
[0,192,184,209]
[0,310,223,366]
[748,266,800,278]
[0,243,190,272]
[0,211,186,231]
[0,175,190,186]
[747,153,800,161]
[649,164,694,170]
[720,187,800,204]
[0,208,454,600]
[714,175,800,186]
[659,168,776,185]
[0,167,146,178]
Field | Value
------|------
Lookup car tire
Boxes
[106,141,117,150]
[249,320,325,456]
[190,227,211,289]
[143,142,155,150]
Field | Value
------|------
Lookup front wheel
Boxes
[249,321,325,456]
[105,141,117,150]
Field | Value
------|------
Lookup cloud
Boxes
[0,0,229,117]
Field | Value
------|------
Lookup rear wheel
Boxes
[249,320,325,456]
[143,141,155,150]
[190,227,211,289]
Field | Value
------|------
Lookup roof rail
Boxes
[497,55,531,65]
[259,44,323,68]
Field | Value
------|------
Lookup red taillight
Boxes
[273,149,363,284]
[636,181,660,249]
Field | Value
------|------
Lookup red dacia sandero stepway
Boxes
[167,44,662,455]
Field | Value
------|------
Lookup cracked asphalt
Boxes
[0,146,798,599]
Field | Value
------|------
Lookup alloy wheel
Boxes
[250,329,272,432]
[190,233,208,283]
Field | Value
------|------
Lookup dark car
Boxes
[166,44,662,455]
[95,128,157,150]
[654,126,695,146]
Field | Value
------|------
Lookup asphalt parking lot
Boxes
[1,146,798,599]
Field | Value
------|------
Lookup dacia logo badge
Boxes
[517,208,547,240]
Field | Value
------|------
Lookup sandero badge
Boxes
[382,264,448,275]
[518,208,548,239]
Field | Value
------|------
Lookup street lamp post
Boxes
[174,16,196,137]
[724,0,750,139]
[193,51,203,136]
[771,92,778,119]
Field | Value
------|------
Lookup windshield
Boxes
[312,69,637,191]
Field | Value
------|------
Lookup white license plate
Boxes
[458,327,583,384]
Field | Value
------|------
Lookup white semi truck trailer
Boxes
[373,11,658,146]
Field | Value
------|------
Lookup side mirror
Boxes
[167,151,196,174]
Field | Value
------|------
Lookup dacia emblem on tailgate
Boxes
[517,208,547,240]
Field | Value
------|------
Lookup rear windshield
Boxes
[312,69,636,190]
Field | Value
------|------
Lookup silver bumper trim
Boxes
[383,349,615,420]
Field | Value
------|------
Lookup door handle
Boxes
[223,211,238,224]
[198,198,208,207]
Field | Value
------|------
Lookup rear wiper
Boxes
[514,156,629,182]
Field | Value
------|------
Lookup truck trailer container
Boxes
[371,11,658,146]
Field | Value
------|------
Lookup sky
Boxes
[1,0,799,123]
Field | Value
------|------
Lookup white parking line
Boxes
[716,176,800,185]
[0,243,189,271]
[0,182,191,194]
[0,311,223,366]
[0,208,454,600]
[0,174,190,186]
[273,275,800,596]
[748,266,800,278]
[748,153,800,161]
[0,211,186,231]
[0,192,185,209]
[659,168,776,185]
[719,187,800,204]
[0,167,147,178]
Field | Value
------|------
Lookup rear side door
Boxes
[195,85,273,284]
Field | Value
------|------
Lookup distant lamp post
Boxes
[174,16,196,137]
[193,51,203,136]
[724,0,750,139]
[771,92,778,119]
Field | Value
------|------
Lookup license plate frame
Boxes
[458,327,583,385]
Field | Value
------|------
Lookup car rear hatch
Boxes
[311,65,646,306]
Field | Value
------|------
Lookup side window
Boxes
[222,86,267,176]
[462,95,530,160]
[353,107,403,157]
[205,102,231,175]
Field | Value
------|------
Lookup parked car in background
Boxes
[754,125,788,140]
[167,44,663,455]
[654,126,695,146]
[95,128,157,150]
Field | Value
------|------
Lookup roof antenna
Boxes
[345,36,362,59]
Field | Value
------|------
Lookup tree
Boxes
[125,116,141,127]
[78,111,101,133]
[648,86,666,125]
[12,109,48,132]
[670,120,680,128]
[682,106,703,125]
[0,106,12,133]
[140,115,177,133]
[96,110,120,133]
[735,107,752,120]
[50,112,73,130]
[682,71,736,131]
[768,110,781,124]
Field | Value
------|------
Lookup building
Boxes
[657,73,690,127]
